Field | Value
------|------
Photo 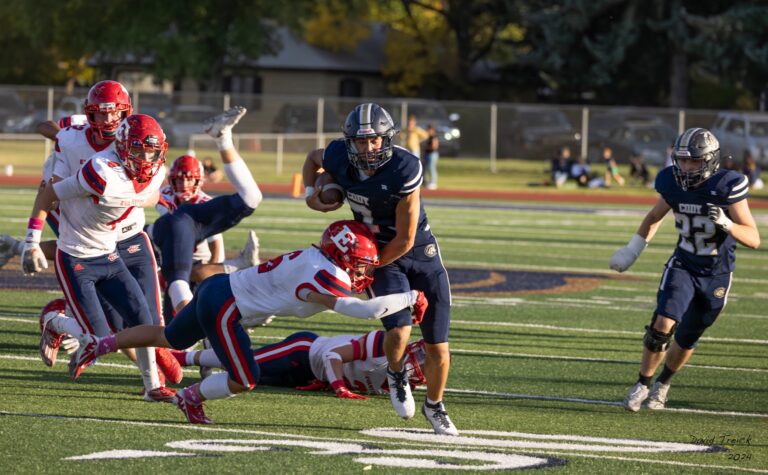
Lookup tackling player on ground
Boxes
[70,220,427,424]
[610,128,760,411]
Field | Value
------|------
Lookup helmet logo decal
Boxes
[331,224,354,253]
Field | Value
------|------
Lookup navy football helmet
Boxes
[342,103,398,171]
[671,128,721,190]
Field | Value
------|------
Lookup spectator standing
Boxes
[742,151,764,190]
[423,124,439,190]
[403,114,429,158]
[202,156,224,183]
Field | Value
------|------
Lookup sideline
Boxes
[4,174,767,208]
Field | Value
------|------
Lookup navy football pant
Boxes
[369,238,452,344]
[164,273,259,388]
[252,331,318,387]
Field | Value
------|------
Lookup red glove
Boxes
[295,379,330,391]
[411,290,428,324]
[335,386,369,400]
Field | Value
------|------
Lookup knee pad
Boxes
[643,314,676,352]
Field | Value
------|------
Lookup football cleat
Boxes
[226,230,260,270]
[144,386,177,403]
[203,106,247,138]
[0,234,20,268]
[622,382,650,412]
[422,401,459,436]
[68,334,99,379]
[646,381,671,410]
[38,299,67,367]
[156,347,184,384]
[386,367,415,419]
[174,386,212,424]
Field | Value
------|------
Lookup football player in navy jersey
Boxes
[610,128,760,412]
[301,103,458,436]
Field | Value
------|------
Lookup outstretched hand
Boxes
[411,290,428,324]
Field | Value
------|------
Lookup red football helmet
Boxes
[169,154,204,201]
[403,339,427,388]
[115,114,168,183]
[84,80,133,141]
[319,220,380,293]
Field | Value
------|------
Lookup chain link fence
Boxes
[1,85,765,177]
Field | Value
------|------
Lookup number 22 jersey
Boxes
[655,166,749,275]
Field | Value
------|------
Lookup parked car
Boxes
[271,103,342,134]
[710,111,768,166]
[0,91,31,132]
[405,102,461,157]
[2,95,86,133]
[498,107,581,159]
[590,120,677,166]
[161,105,221,147]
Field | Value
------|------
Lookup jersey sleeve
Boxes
[397,153,423,196]
[321,139,349,176]
[722,172,750,205]
[156,185,175,215]
[51,137,72,179]
[77,157,108,196]
[312,268,353,297]
[352,330,386,361]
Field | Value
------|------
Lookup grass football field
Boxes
[0,186,766,474]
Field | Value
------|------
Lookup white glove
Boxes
[21,242,48,275]
[707,203,733,232]
[62,336,80,355]
[609,234,647,272]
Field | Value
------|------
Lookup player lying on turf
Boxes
[171,329,427,399]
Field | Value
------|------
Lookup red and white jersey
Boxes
[309,330,389,394]
[231,246,353,325]
[57,115,87,129]
[56,152,166,258]
[156,184,223,263]
[51,124,112,179]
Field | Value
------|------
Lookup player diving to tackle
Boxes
[70,220,428,424]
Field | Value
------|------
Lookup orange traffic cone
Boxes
[291,173,303,198]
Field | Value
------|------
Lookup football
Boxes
[315,172,345,205]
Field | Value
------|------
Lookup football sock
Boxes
[637,373,652,387]
[426,398,442,407]
[216,130,234,151]
[656,365,676,385]
[199,371,234,400]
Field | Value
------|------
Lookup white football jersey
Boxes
[231,246,352,325]
[156,185,222,263]
[309,330,389,394]
[52,124,112,179]
[56,151,166,258]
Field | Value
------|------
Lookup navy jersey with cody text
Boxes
[655,166,749,276]
[322,139,430,246]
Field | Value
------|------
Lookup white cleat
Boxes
[646,381,670,410]
[0,234,20,268]
[422,401,459,436]
[239,231,260,267]
[203,106,247,138]
[622,382,649,412]
[386,367,415,419]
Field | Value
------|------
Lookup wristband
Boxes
[304,186,315,199]
[28,218,45,230]
[330,380,346,392]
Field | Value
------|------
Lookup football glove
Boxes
[62,336,80,355]
[707,203,733,232]
[21,242,48,275]
[609,234,647,272]
[335,386,368,400]
[295,379,330,392]
[411,290,428,325]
